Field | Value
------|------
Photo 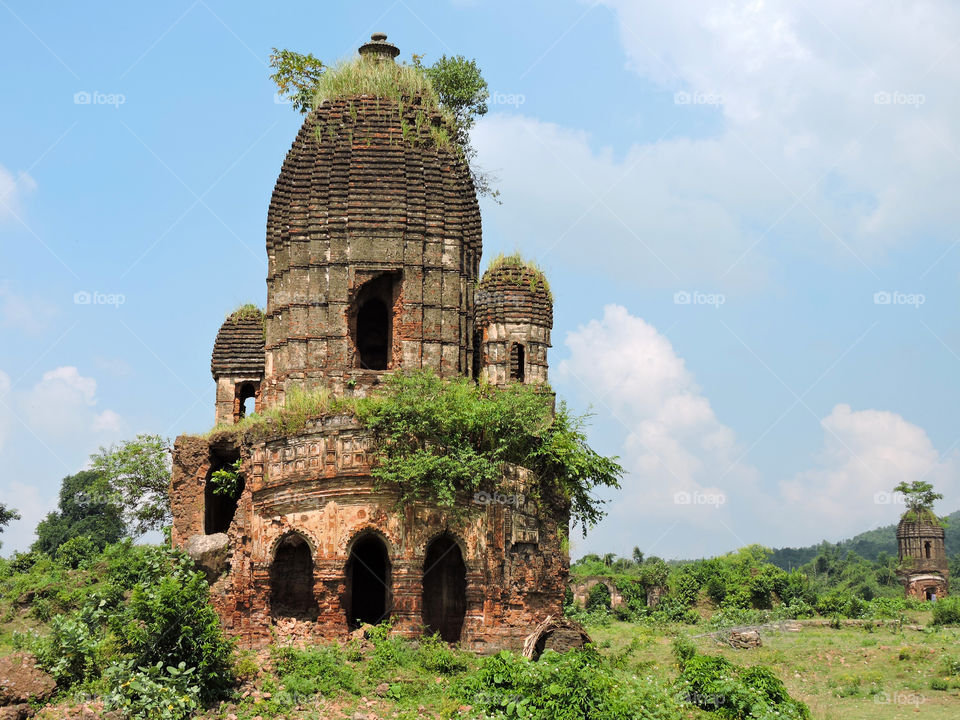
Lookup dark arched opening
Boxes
[357,299,389,370]
[422,535,467,642]
[510,343,525,382]
[345,534,391,628]
[925,541,932,560]
[270,533,318,619]
[235,382,258,421]
[204,449,243,535]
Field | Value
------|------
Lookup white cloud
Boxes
[20,367,118,439]
[0,164,37,222]
[557,305,759,546]
[779,403,959,545]
[0,480,49,554]
[475,1,960,286]
[560,305,957,557]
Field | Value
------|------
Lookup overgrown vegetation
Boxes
[208,370,622,533]
[480,252,553,300]
[4,540,233,719]
[269,47,497,198]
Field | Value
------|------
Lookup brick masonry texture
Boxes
[896,519,950,600]
[171,47,565,651]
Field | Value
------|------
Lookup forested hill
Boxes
[769,508,960,570]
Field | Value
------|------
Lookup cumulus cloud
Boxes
[560,305,957,556]
[475,0,960,286]
[779,403,959,545]
[20,366,121,439]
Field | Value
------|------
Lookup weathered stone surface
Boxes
[187,532,231,583]
[728,630,762,649]
[523,615,591,660]
[896,519,949,600]
[0,653,56,705]
[0,704,33,720]
[170,36,567,654]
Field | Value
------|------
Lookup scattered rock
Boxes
[186,532,231,583]
[728,630,762,649]
[375,682,390,696]
[0,653,56,705]
[0,704,33,720]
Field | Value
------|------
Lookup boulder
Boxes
[728,630,762,649]
[186,533,230,583]
[0,653,56,706]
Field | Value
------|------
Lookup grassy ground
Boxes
[589,618,960,720]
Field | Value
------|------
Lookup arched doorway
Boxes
[270,533,318,619]
[345,534,391,628]
[205,450,242,535]
[422,534,467,642]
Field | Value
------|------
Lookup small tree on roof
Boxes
[893,480,943,520]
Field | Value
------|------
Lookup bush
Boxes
[104,661,201,720]
[932,596,960,626]
[459,646,679,720]
[55,535,98,569]
[415,634,469,674]
[676,652,811,720]
[586,583,612,612]
[271,644,359,697]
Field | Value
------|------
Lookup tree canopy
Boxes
[32,470,125,554]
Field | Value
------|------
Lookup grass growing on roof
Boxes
[227,303,263,321]
[311,56,458,150]
[481,252,552,300]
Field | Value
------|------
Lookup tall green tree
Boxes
[32,470,125,554]
[0,503,20,549]
[90,434,172,536]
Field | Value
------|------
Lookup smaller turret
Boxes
[474,254,552,386]
[211,306,265,425]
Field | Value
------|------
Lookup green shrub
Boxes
[271,644,359,697]
[104,661,201,720]
[414,633,469,674]
[932,596,960,625]
[586,583,612,612]
[55,535,98,569]
[672,635,696,671]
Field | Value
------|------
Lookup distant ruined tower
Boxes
[896,512,949,600]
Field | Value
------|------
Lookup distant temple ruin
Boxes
[169,35,567,651]
[896,513,949,601]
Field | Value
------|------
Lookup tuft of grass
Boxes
[227,303,263,322]
[481,252,552,300]
[311,56,458,150]
[205,385,353,440]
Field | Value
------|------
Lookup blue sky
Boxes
[2,0,960,558]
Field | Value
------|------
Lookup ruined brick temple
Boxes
[170,35,567,651]
[896,513,949,601]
